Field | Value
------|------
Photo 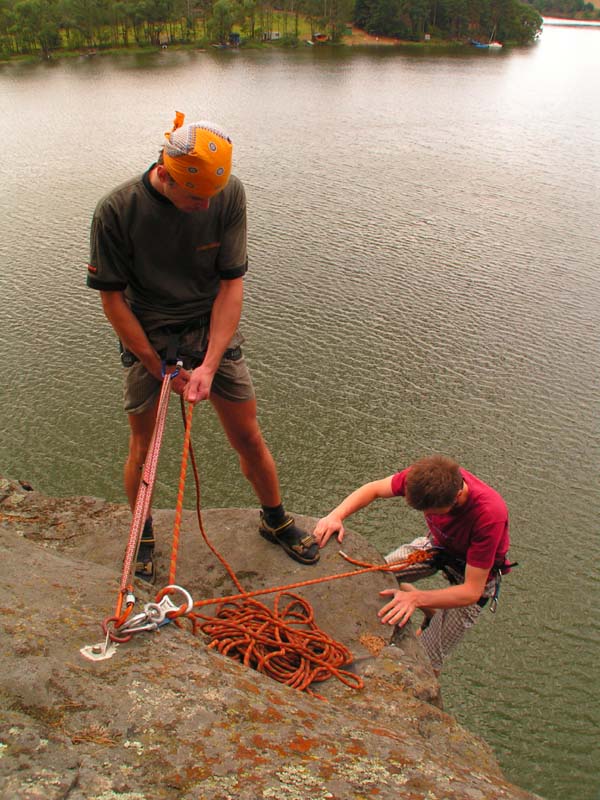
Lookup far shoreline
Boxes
[3,16,598,66]
[0,35,501,66]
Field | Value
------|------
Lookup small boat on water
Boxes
[306,32,329,45]
[470,25,503,49]
[470,38,503,48]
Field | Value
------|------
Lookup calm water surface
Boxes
[1,24,599,800]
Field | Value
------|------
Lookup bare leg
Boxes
[206,393,318,565]
[210,394,281,506]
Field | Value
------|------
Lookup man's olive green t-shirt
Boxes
[87,168,248,332]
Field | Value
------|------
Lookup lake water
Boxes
[1,22,599,800]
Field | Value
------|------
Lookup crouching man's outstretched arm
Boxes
[313,477,396,548]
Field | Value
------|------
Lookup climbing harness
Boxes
[430,547,517,612]
[80,393,438,694]
[119,316,242,372]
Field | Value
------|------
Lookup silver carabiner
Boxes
[490,570,502,614]
[116,602,165,636]
[112,585,194,637]
[156,585,194,619]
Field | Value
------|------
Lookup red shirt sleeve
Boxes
[390,468,409,497]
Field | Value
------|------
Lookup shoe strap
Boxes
[266,516,295,536]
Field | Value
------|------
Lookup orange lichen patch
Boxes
[287,735,319,754]
[235,743,271,763]
[249,733,300,758]
[266,691,288,706]
[148,661,179,680]
[247,705,284,724]
[183,764,215,782]
[359,633,387,656]
[163,765,215,789]
[369,727,405,742]
[346,739,368,756]
[251,733,274,750]
[236,677,261,695]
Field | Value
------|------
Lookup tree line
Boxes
[356,0,543,41]
[0,0,542,59]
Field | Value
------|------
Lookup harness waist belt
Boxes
[120,342,242,369]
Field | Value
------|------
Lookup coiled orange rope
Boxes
[193,593,362,697]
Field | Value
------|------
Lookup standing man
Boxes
[87,111,319,581]
[314,455,513,675]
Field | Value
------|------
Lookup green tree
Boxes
[0,0,17,55]
[356,0,409,37]
[207,0,241,42]
[408,0,430,36]
[12,0,62,55]
[62,0,111,47]
[502,0,541,41]
[325,0,354,40]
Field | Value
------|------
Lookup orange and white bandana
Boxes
[163,111,233,197]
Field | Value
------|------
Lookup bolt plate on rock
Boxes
[80,640,118,662]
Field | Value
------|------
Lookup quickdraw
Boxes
[81,363,179,661]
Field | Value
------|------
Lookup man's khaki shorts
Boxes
[123,326,255,415]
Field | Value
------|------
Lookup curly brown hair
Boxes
[404,455,463,511]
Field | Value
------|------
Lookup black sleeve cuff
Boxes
[219,262,248,280]
[87,275,128,291]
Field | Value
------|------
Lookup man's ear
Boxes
[155,164,170,184]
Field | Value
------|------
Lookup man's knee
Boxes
[233,425,269,459]
[127,417,156,466]
[127,434,150,468]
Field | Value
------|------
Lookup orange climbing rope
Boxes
[193,593,362,696]
[168,396,194,587]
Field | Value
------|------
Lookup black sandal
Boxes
[259,513,320,565]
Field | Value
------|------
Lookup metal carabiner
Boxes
[161,359,183,379]
[114,601,163,635]
[490,570,502,614]
[156,585,194,619]
[113,587,193,636]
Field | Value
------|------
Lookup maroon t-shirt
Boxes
[391,468,510,575]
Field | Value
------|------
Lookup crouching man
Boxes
[314,455,514,675]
